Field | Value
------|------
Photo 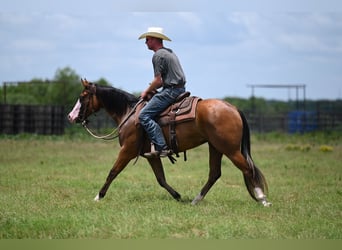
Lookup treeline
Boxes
[0,67,111,112]
[1,66,341,115]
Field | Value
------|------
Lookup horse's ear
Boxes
[81,78,89,87]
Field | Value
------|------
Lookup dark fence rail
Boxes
[0,104,65,135]
[246,111,342,133]
[1,104,341,135]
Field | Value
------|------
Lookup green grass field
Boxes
[0,132,341,239]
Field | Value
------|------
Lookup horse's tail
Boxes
[238,109,268,201]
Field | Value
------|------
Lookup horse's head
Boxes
[68,79,100,124]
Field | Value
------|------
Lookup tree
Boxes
[49,67,81,108]
[96,78,110,87]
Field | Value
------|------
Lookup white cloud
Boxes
[229,12,263,37]
[274,13,342,54]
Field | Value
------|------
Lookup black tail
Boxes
[238,110,268,201]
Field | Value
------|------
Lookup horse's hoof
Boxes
[94,194,101,202]
[261,200,272,207]
[174,192,181,201]
[191,200,198,206]
[191,193,203,205]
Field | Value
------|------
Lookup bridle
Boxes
[78,84,119,140]
[76,82,97,122]
[78,84,144,140]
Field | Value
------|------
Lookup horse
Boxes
[68,79,271,206]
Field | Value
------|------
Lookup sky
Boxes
[1,0,342,100]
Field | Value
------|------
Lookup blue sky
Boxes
[1,0,342,100]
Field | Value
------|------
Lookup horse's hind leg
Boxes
[228,151,271,206]
[192,143,223,205]
[147,158,181,201]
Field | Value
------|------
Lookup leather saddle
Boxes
[158,92,201,126]
[135,91,201,127]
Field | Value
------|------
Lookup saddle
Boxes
[135,91,201,159]
[158,92,201,126]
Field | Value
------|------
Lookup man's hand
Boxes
[141,89,157,101]
[141,74,162,100]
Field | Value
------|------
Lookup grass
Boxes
[0,132,341,239]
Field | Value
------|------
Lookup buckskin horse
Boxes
[68,79,271,206]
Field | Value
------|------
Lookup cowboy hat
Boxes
[138,27,172,41]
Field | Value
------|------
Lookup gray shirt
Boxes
[152,47,186,87]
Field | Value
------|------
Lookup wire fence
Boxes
[1,103,341,135]
[246,111,342,133]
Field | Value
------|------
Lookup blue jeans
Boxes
[139,87,185,151]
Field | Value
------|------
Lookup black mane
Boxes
[95,84,139,117]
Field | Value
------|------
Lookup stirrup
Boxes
[143,143,173,158]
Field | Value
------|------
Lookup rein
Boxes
[82,120,120,140]
[81,98,144,140]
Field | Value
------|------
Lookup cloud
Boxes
[229,12,263,37]
[227,12,342,55]
[1,9,342,99]
[271,13,342,58]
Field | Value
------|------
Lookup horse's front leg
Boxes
[147,157,181,201]
[94,147,134,201]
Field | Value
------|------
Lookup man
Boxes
[138,27,186,158]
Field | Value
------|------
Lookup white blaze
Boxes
[68,99,81,123]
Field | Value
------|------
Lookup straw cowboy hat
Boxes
[138,27,172,41]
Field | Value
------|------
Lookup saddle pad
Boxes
[158,96,201,126]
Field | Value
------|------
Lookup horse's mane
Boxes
[95,84,139,117]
